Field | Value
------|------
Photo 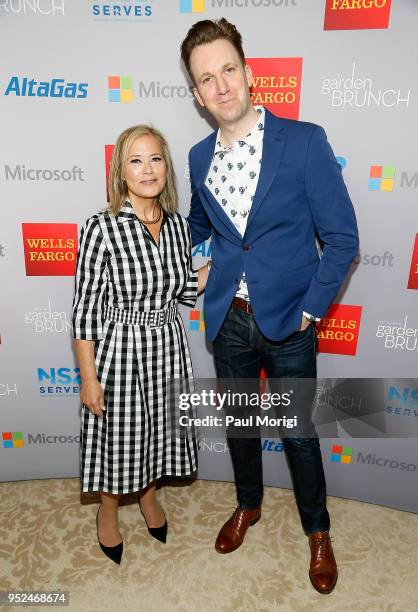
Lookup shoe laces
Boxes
[312,532,332,559]
[231,507,243,528]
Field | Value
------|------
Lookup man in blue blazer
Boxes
[181,18,358,594]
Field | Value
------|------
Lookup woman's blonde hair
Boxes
[107,124,178,216]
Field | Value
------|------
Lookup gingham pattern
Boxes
[72,202,198,493]
[205,106,265,301]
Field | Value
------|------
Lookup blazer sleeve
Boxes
[72,215,109,340]
[302,126,359,317]
[186,152,212,248]
[178,222,199,308]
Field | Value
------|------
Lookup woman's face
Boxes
[124,134,167,203]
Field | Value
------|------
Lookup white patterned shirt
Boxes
[205,106,265,300]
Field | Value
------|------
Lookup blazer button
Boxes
[243,244,251,251]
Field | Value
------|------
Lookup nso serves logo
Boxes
[92,0,153,20]
[386,385,418,418]
[4,76,88,99]
[37,367,80,396]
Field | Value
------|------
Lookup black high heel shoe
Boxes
[96,506,123,564]
[138,502,168,544]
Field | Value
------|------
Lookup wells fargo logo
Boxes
[324,0,392,31]
[22,223,78,276]
[105,144,115,202]
[246,58,303,120]
[317,303,362,356]
[407,233,418,290]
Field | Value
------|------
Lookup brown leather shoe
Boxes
[309,531,338,594]
[215,506,261,554]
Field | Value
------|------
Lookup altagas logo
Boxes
[324,0,392,31]
[22,223,78,276]
[407,234,418,290]
[247,57,303,120]
[4,76,88,98]
[317,304,363,356]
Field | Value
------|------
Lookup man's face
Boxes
[189,38,253,127]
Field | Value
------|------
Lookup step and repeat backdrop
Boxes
[1,0,417,513]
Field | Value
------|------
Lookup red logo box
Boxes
[105,144,115,202]
[246,58,303,120]
[22,223,78,276]
[317,304,363,356]
[407,233,418,290]
[324,0,392,31]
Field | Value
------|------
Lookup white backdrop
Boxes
[0,0,417,513]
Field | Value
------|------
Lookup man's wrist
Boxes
[303,311,321,323]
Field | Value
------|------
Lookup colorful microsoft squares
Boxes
[180,0,205,13]
[2,431,24,449]
[368,165,395,191]
[330,444,352,464]
[189,310,205,331]
[108,76,133,103]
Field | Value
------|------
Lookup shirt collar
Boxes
[214,105,265,156]
[116,200,172,224]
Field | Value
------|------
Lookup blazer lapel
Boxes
[195,133,242,242]
[245,110,286,231]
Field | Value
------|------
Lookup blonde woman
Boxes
[72,125,209,564]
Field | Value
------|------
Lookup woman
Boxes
[72,125,209,564]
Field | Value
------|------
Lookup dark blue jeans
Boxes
[213,304,330,534]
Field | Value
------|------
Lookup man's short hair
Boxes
[180,18,246,82]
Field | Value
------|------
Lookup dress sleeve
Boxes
[178,222,199,308]
[72,215,109,340]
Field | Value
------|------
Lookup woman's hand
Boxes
[80,378,105,417]
[197,260,210,294]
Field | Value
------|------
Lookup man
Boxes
[181,18,358,594]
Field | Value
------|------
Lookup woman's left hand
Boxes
[197,261,210,294]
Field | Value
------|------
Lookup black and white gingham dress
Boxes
[72,202,198,494]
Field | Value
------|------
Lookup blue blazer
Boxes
[187,108,359,342]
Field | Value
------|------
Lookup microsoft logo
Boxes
[180,0,205,13]
[368,165,395,192]
[189,310,205,331]
[2,431,25,449]
[108,76,133,103]
[330,444,352,464]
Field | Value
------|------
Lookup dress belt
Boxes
[104,302,178,328]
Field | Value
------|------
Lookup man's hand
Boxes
[80,378,105,417]
[299,315,312,332]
